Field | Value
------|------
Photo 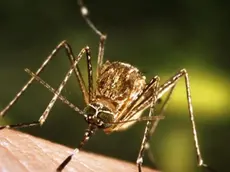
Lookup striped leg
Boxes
[136,76,160,172]
[139,69,217,172]
[145,84,175,169]
[0,41,89,117]
[0,47,88,130]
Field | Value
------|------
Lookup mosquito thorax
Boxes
[83,103,114,129]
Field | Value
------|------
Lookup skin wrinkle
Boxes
[28,133,96,172]
[25,134,58,169]
[0,146,29,172]
[4,136,31,171]
[16,133,44,169]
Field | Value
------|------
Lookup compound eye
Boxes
[97,111,114,128]
[84,105,96,116]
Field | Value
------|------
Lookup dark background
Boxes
[0,0,229,172]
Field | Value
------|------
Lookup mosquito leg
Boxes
[0,47,87,130]
[133,69,216,171]
[154,69,216,171]
[78,0,107,77]
[62,41,89,104]
[38,47,88,125]
[85,48,94,102]
[150,84,175,133]
[97,33,107,70]
[56,125,97,172]
[0,121,40,130]
[136,76,160,172]
[25,69,84,115]
[145,84,176,168]
[0,41,89,117]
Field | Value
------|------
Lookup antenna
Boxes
[77,0,105,38]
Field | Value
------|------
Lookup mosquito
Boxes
[0,0,217,172]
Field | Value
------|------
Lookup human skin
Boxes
[0,129,159,172]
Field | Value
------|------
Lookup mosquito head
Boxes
[83,103,114,129]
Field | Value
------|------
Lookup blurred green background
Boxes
[0,0,229,172]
